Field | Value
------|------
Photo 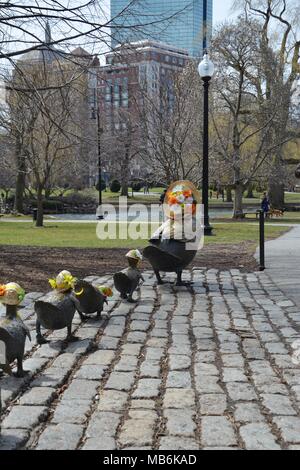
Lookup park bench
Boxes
[242,209,261,219]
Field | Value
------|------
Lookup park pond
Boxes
[51,207,234,221]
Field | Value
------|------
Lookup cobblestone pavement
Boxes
[0,269,300,451]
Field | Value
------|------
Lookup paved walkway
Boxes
[0,268,300,450]
[258,225,300,308]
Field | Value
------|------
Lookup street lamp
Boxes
[91,91,104,220]
[198,53,214,236]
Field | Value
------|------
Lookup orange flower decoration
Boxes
[168,196,178,205]
[0,285,6,297]
[99,286,113,297]
[183,190,192,198]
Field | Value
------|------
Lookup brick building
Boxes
[97,40,190,178]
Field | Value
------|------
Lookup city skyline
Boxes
[110,0,213,58]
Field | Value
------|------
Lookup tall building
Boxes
[110,0,213,58]
[98,40,189,176]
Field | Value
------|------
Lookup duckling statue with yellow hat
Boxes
[113,250,144,303]
[0,282,31,377]
[34,270,77,344]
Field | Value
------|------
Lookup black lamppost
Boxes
[198,53,214,236]
[91,90,104,220]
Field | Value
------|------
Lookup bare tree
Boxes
[212,19,280,218]
[139,62,203,185]
[0,1,187,211]
[7,55,89,226]
[0,1,184,61]
[0,132,15,210]
[233,0,300,209]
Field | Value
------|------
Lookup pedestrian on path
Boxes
[261,192,270,217]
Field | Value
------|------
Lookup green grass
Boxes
[266,211,300,224]
[0,214,31,219]
[212,211,300,224]
[0,221,289,249]
[284,192,300,203]
[208,190,300,205]
[208,223,289,244]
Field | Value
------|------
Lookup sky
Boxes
[213,0,237,25]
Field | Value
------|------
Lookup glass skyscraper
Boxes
[110,0,213,58]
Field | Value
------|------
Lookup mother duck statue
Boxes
[143,180,203,286]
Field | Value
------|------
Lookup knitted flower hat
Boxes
[0,282,26,306]
[126,249,143,261]
[164,180,200,219]
[49,270,76,292]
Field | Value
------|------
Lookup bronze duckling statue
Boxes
[113,250,144,303]
[72,280,113,321]
[0,283,31,378]
[144,181,202,286]
[34,271,77,345]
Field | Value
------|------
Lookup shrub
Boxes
[110,179,121,193]
[29,199,64,211]
[131,180,143,192]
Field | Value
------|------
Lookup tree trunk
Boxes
[4,189,9,205]
[268,151,285,210]
[233,184,244,219]
[268,180,284,210]
[36,185,44,227]
[45,187,51,199]
[14,142,26,213]
[121,181,129,197]
[120,145,129,197]
[226,187,233,203]
[246,183,254,199]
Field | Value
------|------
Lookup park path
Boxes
[0,268,300,450]
[258,225,300,309]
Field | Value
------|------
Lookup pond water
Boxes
[51,207,234,221]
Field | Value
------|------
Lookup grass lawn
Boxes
[212,211,300,224]
[208,191,300,205]
[0,221,289,249]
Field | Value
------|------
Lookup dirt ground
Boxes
[0,242,258,293]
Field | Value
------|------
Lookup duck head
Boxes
[73,279,89,297]
[126,249,143,268]
[0,282,25,306]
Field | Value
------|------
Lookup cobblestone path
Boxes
[0,269,300,450]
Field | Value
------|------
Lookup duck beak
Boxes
[74,288,84,297]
